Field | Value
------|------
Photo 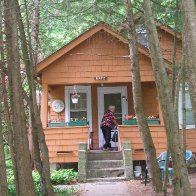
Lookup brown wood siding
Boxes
[120,125,167,160]
[44,126,196,163]
[49,85,65,122]
[120,126,196,160]
[158,29,182,64]
[142,82,159,117]
[44,126,89,163]
[185,129,196,152]
[42,31,154,85]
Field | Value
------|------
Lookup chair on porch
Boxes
[157,151,173,181]
[157,150,192,181]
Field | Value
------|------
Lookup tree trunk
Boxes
[0,85,8,196]
[143,1,192,195]
[125,0,162,193]
[31,0,40,65]
[181,66,186,154]
[181,0,196,126]
[4,0,35,195]
[15,0,54,195]
[0,62,20,196]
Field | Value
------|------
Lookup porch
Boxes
[41,81,167,163]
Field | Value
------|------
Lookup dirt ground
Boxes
[60,172,196,196]
[128,173,196,196]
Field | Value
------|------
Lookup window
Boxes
[136,26,148,48]
[70,93,87,121]
[65,86,92,128]
[178,85,195,129]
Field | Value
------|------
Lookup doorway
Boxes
[97,86,128,148]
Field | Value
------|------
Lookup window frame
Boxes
[65,85,92,129]
[178,85,195,129]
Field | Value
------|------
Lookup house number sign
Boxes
[94,76,108,81]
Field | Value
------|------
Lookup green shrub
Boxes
[51,169,77,185]
[7,169,78,195]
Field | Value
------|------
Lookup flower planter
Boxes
[122,119,160,125]
[147,119,160,124]
[48,122,68,127]
[48,121,87,127]
[68,121,87,126]
[122,119,137,125]
[71,97,79,104]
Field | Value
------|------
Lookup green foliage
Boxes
[22,0,181,58]
[7,169,15,195]
[5,160,13,169]
[51,169,77,185]
[6,169,78,195]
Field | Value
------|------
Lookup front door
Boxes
[97,86,128,148]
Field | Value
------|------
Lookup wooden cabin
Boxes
[36,22,196,165]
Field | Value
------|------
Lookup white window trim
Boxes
[178,87,195,129]
[65,85,92,130]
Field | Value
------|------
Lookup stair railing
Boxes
[87,124,94,150]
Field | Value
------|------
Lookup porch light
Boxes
[71,85,80,104]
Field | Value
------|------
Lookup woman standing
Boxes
[100,105,118,150]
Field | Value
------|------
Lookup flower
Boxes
[124,115,136,120]
[147,115,159,119]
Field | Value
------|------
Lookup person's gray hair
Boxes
[108,105,115,111]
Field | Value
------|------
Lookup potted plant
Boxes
[71,85,80,104]
[71,94,79,104]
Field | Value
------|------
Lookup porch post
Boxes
[41,83,48,128]
[122,141,134,180]
[78,142,87,182]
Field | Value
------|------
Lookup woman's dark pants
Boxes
[101,126,112,148]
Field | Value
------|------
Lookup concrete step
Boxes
[88,150,123,161]
[87,160,124,169]
[87,167,124,178]
[86,176,126,182]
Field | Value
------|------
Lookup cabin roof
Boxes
[36,21,177,74]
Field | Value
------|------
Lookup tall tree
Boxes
[31,0,40,65]
[4,0,35,195]
[181,0,196,126]
[143,0,191,195]
[0,75,8,196]
[15,0,54,195]
[125,0,162,193]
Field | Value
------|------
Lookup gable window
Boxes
[178,85,195,129]
[65,86,92,128]
[136,26,148,48]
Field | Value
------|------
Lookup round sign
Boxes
[52,99,65,113]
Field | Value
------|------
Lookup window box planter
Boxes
[48,121,87,127]
[147,119,160,124]
[48,122,67,127]
[122,119,160,125]
[68,121,87,126]
[122,119,137,125]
